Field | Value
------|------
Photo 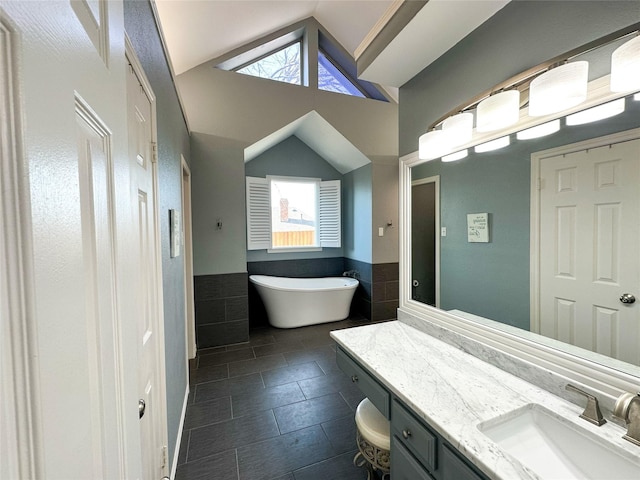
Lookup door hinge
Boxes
[151,142,158,163]
[161,445,168,470]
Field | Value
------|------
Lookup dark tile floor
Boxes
[176,317,383,480]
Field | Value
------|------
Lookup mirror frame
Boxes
[399,75,640,397]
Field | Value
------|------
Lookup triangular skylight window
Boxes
[236,42,301,85]
[216,18,388,102]
[318,50,364,97]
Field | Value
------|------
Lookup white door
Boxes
[538,138,640,365]
[126,56,168,478]
[0,1,139,478]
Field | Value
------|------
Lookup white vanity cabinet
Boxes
[336,346,489,480]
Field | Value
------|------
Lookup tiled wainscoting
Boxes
[343,259,399,322]
[194,273,249,348]
[195,260,398,348]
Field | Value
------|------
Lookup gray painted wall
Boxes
[191,133,248,275]
[372,160,399,264]
[343,164,373,263]
[177,38,399,276]
[123,0,190,467]
[245,135,345,262]
[401,0,640,330]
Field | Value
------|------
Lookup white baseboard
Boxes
[170,385,190,480]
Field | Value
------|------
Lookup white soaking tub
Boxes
[249,275,359,328]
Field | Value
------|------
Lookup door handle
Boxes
[620,293,636,304]
[139,399,146,419]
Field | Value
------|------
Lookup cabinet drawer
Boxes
[336,346,389,418]
[391,436,435,480]
[391,399,437,472]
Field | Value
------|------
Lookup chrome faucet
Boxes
[565,384,606,426]
[613,392,640,446]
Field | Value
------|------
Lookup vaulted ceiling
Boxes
[153,1,511,171]
[154,0,511,88]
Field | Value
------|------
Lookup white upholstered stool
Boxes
[353,398,390,479]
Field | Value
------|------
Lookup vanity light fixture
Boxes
[442,149,468,162]
[529,61,589,116]
[610,34,640,93]
[476,90,520,132]
[566,98,625,126]
[442,112,473,146]
[418,24,640,161]
[634,93,640,101]
[419,130,451,160]
[474,136,510,153]
[516,119,560,140]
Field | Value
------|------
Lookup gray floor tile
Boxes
[179,318,365,479]
[199,347,255,368]
[232,382,305,418]
[321,415,358,455]
[283,345,336,366]
[237,425,335,480]
[297,371,355,399]
[195,373,264,403]
[292,450,367,480]
[253,340,306,357]
[188,410,279,462]
[190,363,229,385]
[184,396,232,430]
[228,353,287,378]
[176,449,238,480]
[261,361,325,388]
[273,393,353,434]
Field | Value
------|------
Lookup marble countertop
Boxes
[330,320,640,480]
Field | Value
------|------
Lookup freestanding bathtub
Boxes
[249,275,359,328]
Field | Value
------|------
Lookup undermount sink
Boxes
[477,404,640,479]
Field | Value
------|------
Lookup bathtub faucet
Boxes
[343,270,360,279]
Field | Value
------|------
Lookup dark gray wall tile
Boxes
[195,299,225,325]
[197,320,249,348]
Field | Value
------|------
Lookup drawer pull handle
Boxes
[402,429,412,439]
[351,375,358,382]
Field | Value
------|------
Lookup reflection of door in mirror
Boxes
[536,136,640,365]
[412,178,438,306]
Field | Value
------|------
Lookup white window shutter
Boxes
[319,180,341,248]
[246,177,271,250]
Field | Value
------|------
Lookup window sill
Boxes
[267,247,322,254]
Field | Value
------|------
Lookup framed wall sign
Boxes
[467,213,489,243]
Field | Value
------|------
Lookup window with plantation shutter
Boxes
[246,177,271,250]
[319,180,341,248]
[246,176,341,251]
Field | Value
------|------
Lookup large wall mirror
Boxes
[399,33,640,394]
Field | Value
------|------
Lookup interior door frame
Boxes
[411,175,440,308]
[125,34,169,475]
[0,14,42,479]
[530,127,640,334]
[181,156,196,360]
